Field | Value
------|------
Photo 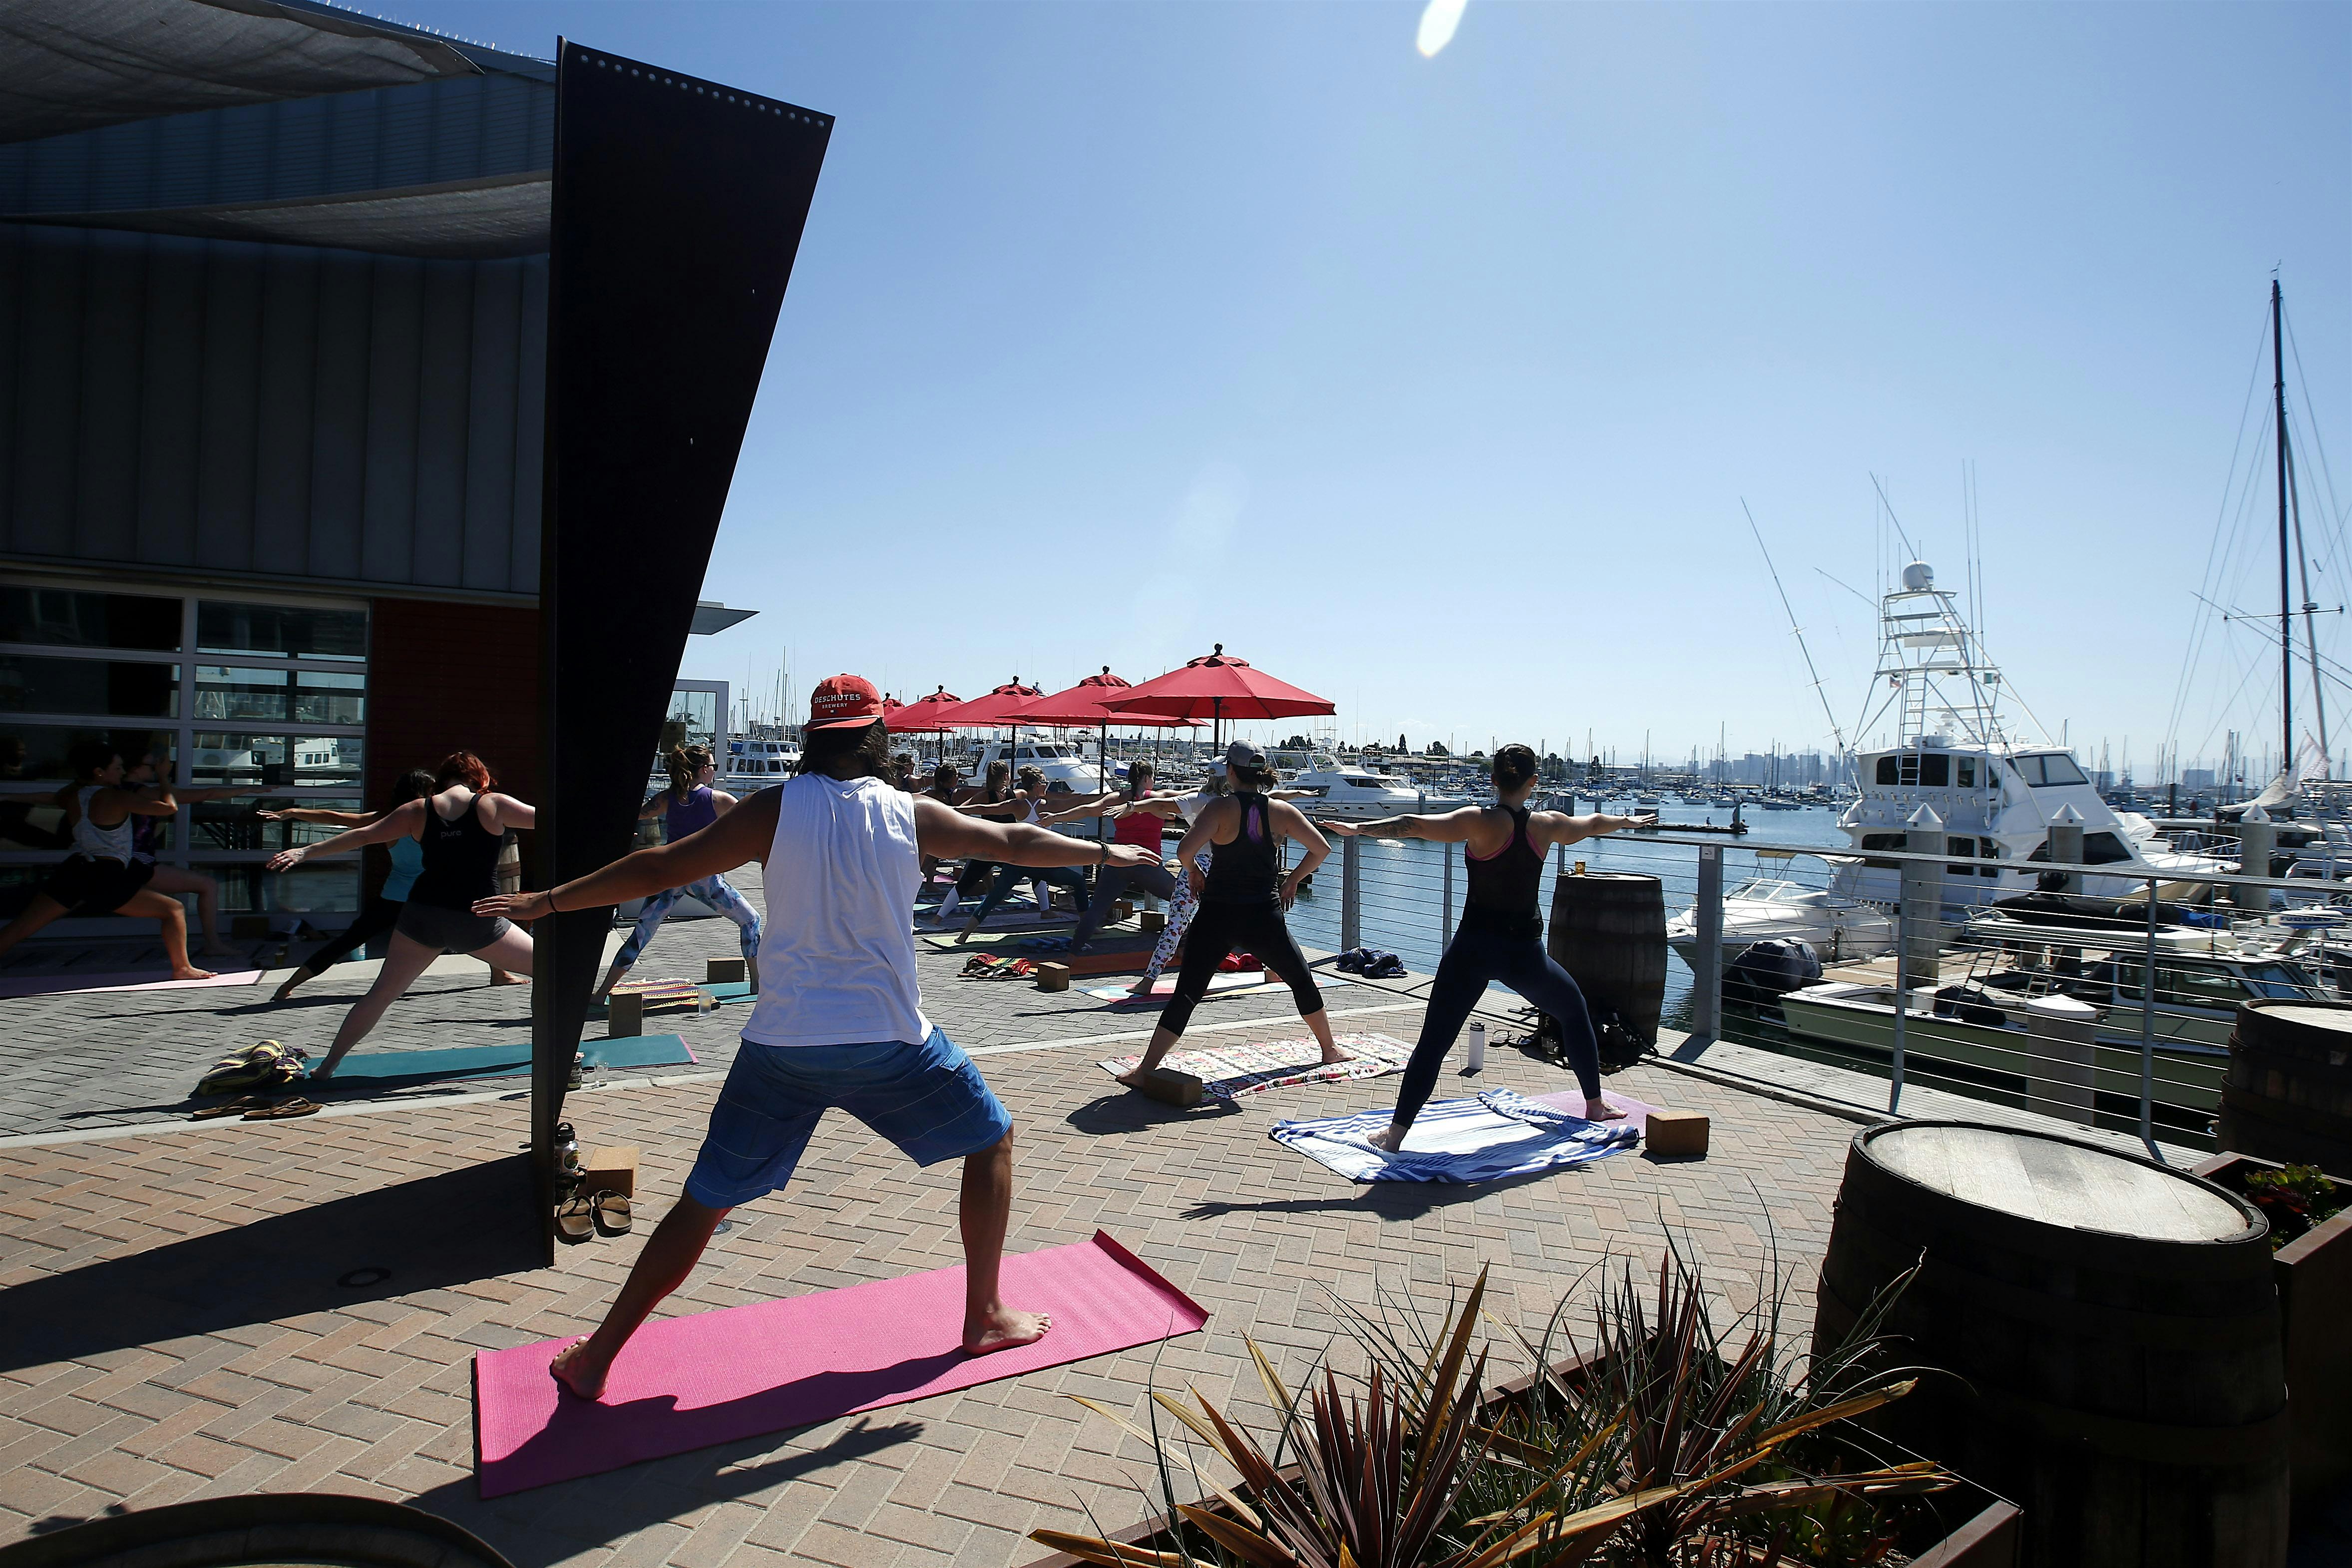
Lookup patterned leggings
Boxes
[1139,851,1213,983]
[615,875,762,972]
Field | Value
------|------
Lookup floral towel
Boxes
[1097,1032,1413,1101]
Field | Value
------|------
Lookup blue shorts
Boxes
[685,1028,1011,1209]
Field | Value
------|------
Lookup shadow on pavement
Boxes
[1178,1167,1562,1222]
[1063,1093,1242,1135]
[1,1155,542,1374]
[408,1414,923,1565]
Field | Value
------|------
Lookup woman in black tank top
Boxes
[1117,742,1349,1089]
[1326,746,1651,1149]
[262,751,538,1083]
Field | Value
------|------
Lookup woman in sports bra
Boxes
[0,741,213,980]
[1326,744,1651,1150]
[260,768,522,1000]
[265,751,536,1082]
[1116,741,1349,1089]
[592,745,762,1002]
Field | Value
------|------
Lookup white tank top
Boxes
[73,784,135,862]
[741,774,931,1049]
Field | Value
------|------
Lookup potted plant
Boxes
[2193,1150,2352,1503]
[1021,1240,2018,1567]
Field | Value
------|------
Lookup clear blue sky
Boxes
[396,1,2348,772]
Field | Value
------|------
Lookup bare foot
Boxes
[963,1307,1052,1355]
[171,965,217,982]
[273,975,305,1003]
[1113,1068,1154,1090]
[1366,1124,1407,1153]
[487,971,527,986]
[954,921,981,945]
[549,1338,611,1401]
[1584,1099,1628,1122]
[1317,1047,1351,1067]
[1127,978,1156,996]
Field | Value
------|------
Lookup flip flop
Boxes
[591,1191,633,1236]
[242,1097,322,1121]
[189,1095,268,1120]
[555,1196,595,1244]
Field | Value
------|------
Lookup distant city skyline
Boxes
[380,1,2350,776]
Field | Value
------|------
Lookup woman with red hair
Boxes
[266,752,536,1083]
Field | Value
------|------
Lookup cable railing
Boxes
[1271,820,2334,1159]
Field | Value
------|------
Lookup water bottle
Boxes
[1466,1022,1487,1073]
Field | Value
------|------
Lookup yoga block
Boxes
[1113,900,1134,922]
[1141,910,1166,933]
[1035,962,1071,993]
[1137,1069,1203,1109]
[582,1145,639,1197]
[608,993,645,1039]
[1644,1109,1709,1157]
[706,957,747,985]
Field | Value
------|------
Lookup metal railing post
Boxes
[1340,832,1362,953]
[1692,844,1722,1043]
[1440,835,1454,949]
[1890,898,1907,1114]
[2142,876,2161,1160]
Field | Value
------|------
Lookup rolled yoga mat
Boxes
[321,1034,696,1083]
[472,1230,1206,1496]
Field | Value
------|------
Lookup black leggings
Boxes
[1390,923,1603,1131]
[293,894,402,979]
[1158,898,1322,1039]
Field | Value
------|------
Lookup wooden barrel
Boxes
[1547,871,1666,1044]
[1813,1121,2287,1568]
[2217,1000,2352,1171]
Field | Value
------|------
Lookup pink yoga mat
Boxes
[473,1230,1206,1497]
[0,966,262,998]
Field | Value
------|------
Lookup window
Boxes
[1861,833,1906,851]
[194,666,364,726]
[0,657,178,718]
[2158,965,2249,1008]
[1876,756,1898,785]
[197,602,366,661]
[2082,831,2131,865]
[2013,753,2089,787]
[0,723,175,785]
[2239,963,2316,1000]
[1958,758,1977,787]
[1920,754,1950,786]
[0,588,179,651]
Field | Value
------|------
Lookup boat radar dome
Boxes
[1901,561,1935,591]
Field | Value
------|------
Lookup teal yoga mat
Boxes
[322,1034,697,1082]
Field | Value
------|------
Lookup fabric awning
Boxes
[0,0,481,147]
[7,171,550,258]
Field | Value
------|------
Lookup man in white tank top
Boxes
[476,674,1164,1402]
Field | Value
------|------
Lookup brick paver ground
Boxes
[0,902,1855,1565]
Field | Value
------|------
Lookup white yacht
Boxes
[725,737,801,787]
[965,739,1112,794]
[1666,855,1895,968]
[1672,561,2228,968]
[1290,761,1455,820]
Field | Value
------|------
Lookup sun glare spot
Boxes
[1416,0,1467,57]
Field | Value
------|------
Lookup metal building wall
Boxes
[0,69,554,600]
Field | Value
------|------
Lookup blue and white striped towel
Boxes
[1270,1088,1641,1184]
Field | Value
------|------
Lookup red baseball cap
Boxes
[806,673,887,730]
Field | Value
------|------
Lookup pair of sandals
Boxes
[188,1094,322,1121]
[958,955,1037,980]
[555,1189,633,1244]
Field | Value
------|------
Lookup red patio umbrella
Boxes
[1005,667,1203,813]
[926,679,1043,730]
[1104,644,1334,742]
[885,686,963,734]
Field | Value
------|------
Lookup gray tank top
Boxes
[73,784,135,862]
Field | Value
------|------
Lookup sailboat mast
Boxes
[2274,280,2294,775]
